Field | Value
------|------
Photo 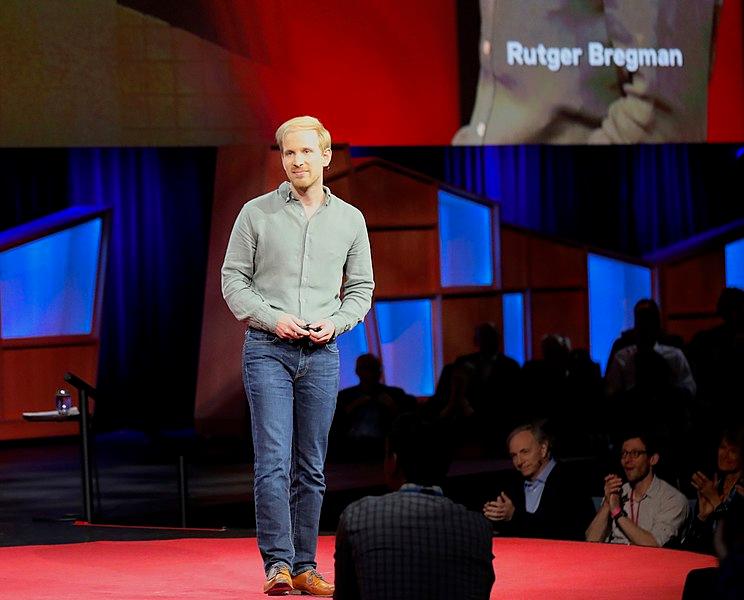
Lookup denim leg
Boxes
[290,342,340,575]
[243,331,296,572]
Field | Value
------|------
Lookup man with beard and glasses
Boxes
[586,432,689,546]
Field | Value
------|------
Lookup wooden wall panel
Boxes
[500,228,529,289]
[369,230,439,298]
[665,316,721,344]
[659,250,725,315]
[530,290,589,355]
[0,344,97,438]
[529,238,586,289]
[440,296,503,366]
[347,165,438,228]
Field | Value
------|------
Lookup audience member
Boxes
[522,336,604,451]
[607,298,684,364]
[586,432,689,546]
[605,300,695,444]
[682,483,744,600]
[683,424,744,554]
[687,287,744,429]
[482,421,595,540]
[521,334,573,422]
[332,354,415,461]
[605,299,696,401]
[430,322,521,454]
[334,414,495,600]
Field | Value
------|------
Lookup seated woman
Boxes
[683,424,744,554]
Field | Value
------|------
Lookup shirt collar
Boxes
[525,457,556,488]
[399,483,444,496]
[279,181,331,206]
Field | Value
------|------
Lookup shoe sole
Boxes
[265,582,293,595]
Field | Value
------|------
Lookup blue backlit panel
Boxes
[502,293,525,365]
[725,238,744,289]
[337,322,369,390]
[375,299,435,396]
[438,190,493,287]
[588,254,652,373]
[0,218,103,339]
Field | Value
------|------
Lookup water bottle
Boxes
[55,388,72,416]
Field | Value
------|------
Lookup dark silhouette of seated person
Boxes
[482,421,595,540]
[682,482,744,600]
[430,322,520,452]
[334,414,495,600]
[605,299,696,436]
[683,424,744,555]
[687,287,744,428]
[333,354,415,461]
[607,298,684,364]
[521,335,602,446]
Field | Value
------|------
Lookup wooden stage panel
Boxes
[440,296,503,366]
[659,250,725,315]
[528,238,586,289]
[530,290,589,354]
[346,164,438,229]
[500,228,529,290]
[368,229,439,298]
[0,343,96,439]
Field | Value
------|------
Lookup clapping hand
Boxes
[483,492,515,522]
[603,474,623,511]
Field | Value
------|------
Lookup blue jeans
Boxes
[243,328,340,575]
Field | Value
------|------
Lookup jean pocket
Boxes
[324,341,339,353]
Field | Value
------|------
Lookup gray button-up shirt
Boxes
[221,181,374,336]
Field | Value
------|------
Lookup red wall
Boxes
[207,0,461,146]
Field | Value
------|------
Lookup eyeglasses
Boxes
[620,450,648,459]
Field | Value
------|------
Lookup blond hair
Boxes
[275,116,331,152]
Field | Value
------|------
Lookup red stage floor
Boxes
[0,536,716,599]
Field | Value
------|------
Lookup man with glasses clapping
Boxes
[586,432,690,546]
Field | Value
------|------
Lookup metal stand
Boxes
[64,372,95,524]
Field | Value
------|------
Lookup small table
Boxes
[22,402,94,523]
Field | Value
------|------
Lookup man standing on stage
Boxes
[222,116,374,596]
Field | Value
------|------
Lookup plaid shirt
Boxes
[335,485,494,599]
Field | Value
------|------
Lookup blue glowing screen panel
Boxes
[502,292,525,365]
[587,254,652,373]
[375,299,435,396]
[0,218,103,339]
[438,190,493,287]
[725,238,744,289]
[337,322,370,390]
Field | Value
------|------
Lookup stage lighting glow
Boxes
[375,299,435,396]
[725,237,744,288]
[587,254,652,373]
[337,322,370,390]
[0,218,103,339]
[438,190,493,287]
[502,292,525,364]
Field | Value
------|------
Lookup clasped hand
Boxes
[603,474,623,511]
[275,313,335,344]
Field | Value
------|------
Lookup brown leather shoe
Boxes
[263,564,293,595]
[291,569,334,597]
